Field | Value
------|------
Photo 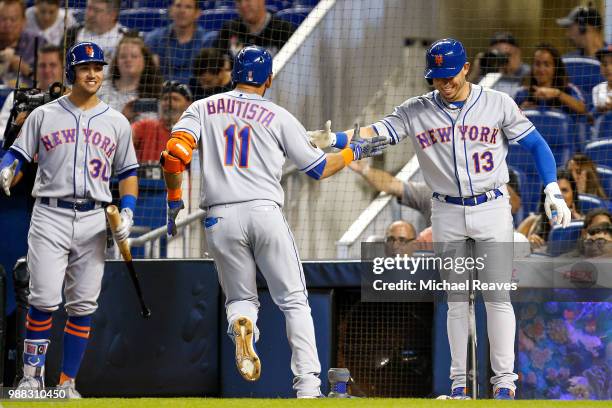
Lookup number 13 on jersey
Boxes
[224,124,251,168]
[472,151,494,173]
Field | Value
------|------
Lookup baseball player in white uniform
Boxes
[309,38,571,400]
[161,46,388,398]
[0,42,138,397]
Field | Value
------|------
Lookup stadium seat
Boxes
[548,220,583,256]
[578,193,608,214]
[0,86,11,111]
[596,165,612,198]
[593,111,612,141]
[275,6,312,27]
[199,8,238,31]
[584,138,612,168]
[562,57,604,111]
[506,143,542,214]
[508,166,527,223]
[292,0,318,6]
[523,109,571,166]
[119,8,168,32]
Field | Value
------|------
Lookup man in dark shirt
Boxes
[189,47,232,100]
[214,0,295,58]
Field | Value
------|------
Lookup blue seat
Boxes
[596,165,612,198]
[119,8,168,32]
[0,86,11,109]
[506,143,542,214]
[578,193,608,214]
[593,111,612,140]
[584,138,612,168]
[275,6,312,27]
[562,57,604,111]
[548,220,584,256]
[199,8,238,31]
[508,166,527,224]
[292,0,318,6]
[523,109,571,166]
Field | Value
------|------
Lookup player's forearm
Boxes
[118,176,138,198]
[164,170,183,191]
[359,165,403,197]
[320,152,349,179]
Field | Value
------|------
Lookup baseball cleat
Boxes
[494,387,515,400]
[58,378,82,399]
[13,375,45,398]
[232,317,261,381]
[450,386,470,399]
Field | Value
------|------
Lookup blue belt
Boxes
[432,188,503,206]
[39,197,103,212]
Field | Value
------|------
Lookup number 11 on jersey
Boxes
[224,124,251,168]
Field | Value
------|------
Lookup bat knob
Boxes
[142,308,152,319]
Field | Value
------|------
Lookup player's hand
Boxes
[114,208,134,242]
[307,120,334,149]
[544,182,572,228]
[350,124,389,160]
[528,234,546,249]
[167,199,184,237]
[0,159,18,196]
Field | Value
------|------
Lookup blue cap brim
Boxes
[423,66,463,79]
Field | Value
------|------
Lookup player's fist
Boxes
[308,120,336,149]
[114,208,134,242]
[0,159,18,196]
[544,182,572,228]
[167,199,184,237]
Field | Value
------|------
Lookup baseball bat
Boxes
[466,259,478,399]
[106,205,151,318]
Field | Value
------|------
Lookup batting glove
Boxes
[167,199,184,237]
[544,182,572,228]
[349,124,389,160]
[307,120,349,149]
[114,208,134,242]
[0,159,18,196]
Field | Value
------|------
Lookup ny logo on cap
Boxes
[434,54,444,66]
[85,45,94,58]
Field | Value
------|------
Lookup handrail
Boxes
[129,209,206,247]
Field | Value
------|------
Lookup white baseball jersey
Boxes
[11,95,139,202]
[373,85,534,197]
[173,89,325,207]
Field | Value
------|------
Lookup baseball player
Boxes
[161,45,387,398]
[309,39,571,400]
[0,41,138,397]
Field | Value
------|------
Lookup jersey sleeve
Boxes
[371,103,410,145]
[9,107,42,162]
[172,102,201,142]
[112,115,139,175]
[279,112,326,173]
[501,93,535,143]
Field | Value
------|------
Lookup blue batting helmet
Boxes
[424,38,467,83]
[232,46,273,86]
[65,42,108,84]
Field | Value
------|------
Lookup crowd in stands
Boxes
[0,0,609,258]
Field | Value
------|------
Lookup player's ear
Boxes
[463,62,471,76]
[265,75,273,89]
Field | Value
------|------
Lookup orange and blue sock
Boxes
[60,315,92,381]
[25,306,52,340]
[23,307,53,377]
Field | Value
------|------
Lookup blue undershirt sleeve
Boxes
[305,158,327,180]
[516,129,557,186]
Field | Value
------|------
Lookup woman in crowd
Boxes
[518,169,583,250]
[566,153,608,199]
[98,35,163,121]
[514,44,586,116]
[25,0,76,45]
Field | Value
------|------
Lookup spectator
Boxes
[349,160,523,227]
[556,6,606,59]
[593,45,612,113]
[470,32,530,98]
[131,80,192,164]
[566,152,607,199]
[514,44,587,116]
[0,0,46,86]
[98,36,163,120]
[190,47,232,100]
[518,169,583,250]
[63,0,131,66]
[562,208,612,257]
[583,222,612,258]
[25,0,76,45]
[0,44,63,141]
[144,0,207,84]
[214,0,295,58]
[384,220,416,257]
